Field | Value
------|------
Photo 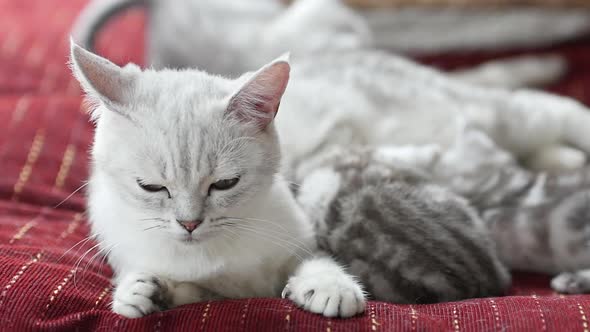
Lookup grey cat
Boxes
[434,130,590,293]
[294,129,590,304]
[294,145,511,303]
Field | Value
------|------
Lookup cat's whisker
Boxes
[222,220,315,256]
[216,230,266,265]
[98,244,118,277]
[57,233,99,263]
[218,216,290,232]
[82,244,111,277]
[72,241,103,289]
[220,217,314,256]
[143,225,165,232]
[138,217,167,222]
[53,182,89,209]
[228,225,309,262]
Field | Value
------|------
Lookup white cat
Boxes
[73,0,590,76]
[70,41,366,318]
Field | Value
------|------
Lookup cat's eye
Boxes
[137,180,171,198]
[209,177,240,193]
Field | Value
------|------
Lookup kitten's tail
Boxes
[71,0,147,51]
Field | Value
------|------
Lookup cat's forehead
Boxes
[135,69,237,112]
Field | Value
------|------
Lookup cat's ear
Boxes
[227,54,290,130]
[69,38,138,111]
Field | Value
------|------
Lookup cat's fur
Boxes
[70,38,590,317]
[73,0,590,74]
[72,1,590,173]
[294,128,590,301]
[277,50,590,173]
[295,145,511,304]
[434,130,590,290]
[70,41,366,319]
[73,0,370,75]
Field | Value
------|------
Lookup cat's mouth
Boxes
[179,233,198,244]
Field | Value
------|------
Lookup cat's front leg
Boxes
[112,272,173,318]
[113,273,214,318]
[283,256,366,318]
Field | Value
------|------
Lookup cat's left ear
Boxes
[69,38,139,113]
[227,54,290,130]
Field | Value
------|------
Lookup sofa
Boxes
[2,0,590,330]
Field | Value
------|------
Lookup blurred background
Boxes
[0,1,590,330]
[2,0,590,104]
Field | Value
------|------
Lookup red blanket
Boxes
[1,1,590,330]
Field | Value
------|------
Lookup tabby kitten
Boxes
[295,129,590,302]
[434,129,590,293]
[295,145,511,303]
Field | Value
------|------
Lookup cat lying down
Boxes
[294,128,590,304]
[69,40,590,318]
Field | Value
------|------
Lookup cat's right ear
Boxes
[227,54,290,130]
[69,38,138,116]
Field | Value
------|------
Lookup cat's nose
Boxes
[177,219,202,233]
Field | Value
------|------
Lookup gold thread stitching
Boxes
[489,299,501,330]
[0,253,42,306]
[94,287,111,308]
[9,220,37,244]
[45,268,76,310]
[532,295,547,331]
[578,303,589,332]
[58,214,83,240]
[54,144,76,190]
[12,128,46,200]
[370,303,379,331]
[410,305,418,331]
[452,306,460,331]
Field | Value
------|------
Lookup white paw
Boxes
[551,272,590,294]
[112,272,170,318]
[283,274,366,318]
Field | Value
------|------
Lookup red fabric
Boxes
[2,1,590,331]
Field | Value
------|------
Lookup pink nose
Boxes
[177,220,201,233]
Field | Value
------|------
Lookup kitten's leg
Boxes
[170,282,219,307]
[551,270,590,294]
[113,273,213,318]
[525,144,587,172]
[449,55,566,89]
[283,256,366,318]
[480,90,590,171]
[112,272,173,318]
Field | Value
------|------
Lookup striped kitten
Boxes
[294,129,590,303]
[435,130,590,294]
[295,145,511,303]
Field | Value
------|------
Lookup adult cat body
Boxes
[73,0,590,75]
[74,0,370,75]
[71,42,365,318]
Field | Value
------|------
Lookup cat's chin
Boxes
[173,232,214,245]
[176,234,199,245]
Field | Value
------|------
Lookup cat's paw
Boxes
[551,272,590,294]
[282,273,366,318]
[112,272,171,318]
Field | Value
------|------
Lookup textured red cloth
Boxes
[2,1,590,331]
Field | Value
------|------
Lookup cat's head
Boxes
[70,41,290,244]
